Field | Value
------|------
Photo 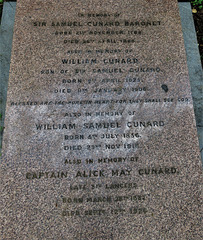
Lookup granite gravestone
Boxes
[0,0,202,239]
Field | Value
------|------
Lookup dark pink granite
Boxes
[0,0,202,239]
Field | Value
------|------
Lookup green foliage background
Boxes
[191,0,203,9]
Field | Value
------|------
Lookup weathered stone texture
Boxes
[0,1,202,239]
